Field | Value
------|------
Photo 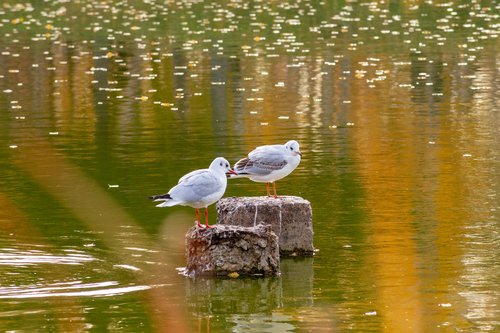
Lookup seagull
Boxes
[229,140,302,198]
[149,157,236,228]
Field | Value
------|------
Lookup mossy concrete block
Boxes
[216,196,314,256]
[185,224,280,277]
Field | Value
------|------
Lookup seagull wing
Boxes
[171,169,221,202]
[235,146,288,176]
[178,168,207,184]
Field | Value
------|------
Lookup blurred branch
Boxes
[14,139,189,332]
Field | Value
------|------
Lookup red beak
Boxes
[228,169,237,175]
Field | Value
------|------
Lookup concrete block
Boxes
[216,196,314,256]
[185,224,280,277]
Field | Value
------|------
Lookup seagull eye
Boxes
[290,147,294,150]
[225,163,229,167]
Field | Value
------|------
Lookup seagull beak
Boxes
[296,151,302,157]
[228,169,238,175]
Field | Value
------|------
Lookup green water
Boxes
[0,0,498,332]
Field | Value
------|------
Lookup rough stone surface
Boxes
[216,196,314,256]
[185,224,280,277]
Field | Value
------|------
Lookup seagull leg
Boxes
[204,208,212,228]
[195,208,203,228]
[266,182,271,197]
[273,182,278,198]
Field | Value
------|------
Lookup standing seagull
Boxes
[229,140,302,198]
[149,157,236,228]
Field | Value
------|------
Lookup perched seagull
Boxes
[229,140,302,198]
[149,157,236,228]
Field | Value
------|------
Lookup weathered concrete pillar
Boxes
[216,196,314,256]
[185,224,280,277]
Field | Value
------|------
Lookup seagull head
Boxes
[210,157,237,175]
[285,140,302,157]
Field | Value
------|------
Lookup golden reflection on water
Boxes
[349,81,422,332]
[345,51,499,332]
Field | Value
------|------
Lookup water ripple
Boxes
[0,281,150,299]
[0,248,95,266]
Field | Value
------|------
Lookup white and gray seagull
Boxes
[149,157,236,228]
[228,140,302,198]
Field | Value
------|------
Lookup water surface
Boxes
[0,0,498,332]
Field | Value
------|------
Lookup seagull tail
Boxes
[155,200,178,207]
[226,171,248,179]
[148,193,172,201]
[148,193,178,207]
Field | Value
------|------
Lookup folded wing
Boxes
[171,169,221,202]
[235,147,288,176]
